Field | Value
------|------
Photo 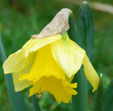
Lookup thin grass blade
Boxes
[0,33,29,111]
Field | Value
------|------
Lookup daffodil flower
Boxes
[3,8,99,103]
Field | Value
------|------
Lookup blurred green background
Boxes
[0,0,113,111]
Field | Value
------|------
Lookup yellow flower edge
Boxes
[3,33,99,103]
[29,76,77,103]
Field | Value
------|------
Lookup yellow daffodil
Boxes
[3,8,99,103]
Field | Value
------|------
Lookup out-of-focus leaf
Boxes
[103,79,113,111]
[31,95,41,111]
[0,34,29,111]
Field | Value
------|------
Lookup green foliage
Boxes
[103,79,113,111]
[93,76,103,111]
[0,35,29,111]
[31,95,41,111]
[68,2,95,111]
[77,3,94,60]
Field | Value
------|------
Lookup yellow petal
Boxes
[19,44,65,82]
[29,76,77,103]
[51,37,85,79]
[3,34,61,74]
[12,73,31,92]
[22,34,62,57]
[19,44,78,103]
[3,49,35,74]
[83,54,100,92]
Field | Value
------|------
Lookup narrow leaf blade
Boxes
[103,79,113,111]
[93,75,103,111]
[0,34,29,111]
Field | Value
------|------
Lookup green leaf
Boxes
[93,75,103,111]
[72,68,88,111]
[103,79,113,111]
[0,34,29,111]
[77,2,94,60]
[68,14,76,42]
[68,2,95,111]
[68,13,88,111]
[68,7,88,111]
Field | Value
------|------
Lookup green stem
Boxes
[0,33,29,111]
[31,95,41,111]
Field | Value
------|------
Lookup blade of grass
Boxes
[0,33,29,111]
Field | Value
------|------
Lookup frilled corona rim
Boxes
[32,8,72,39]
